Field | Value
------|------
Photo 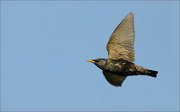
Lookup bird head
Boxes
[87,58,107,69]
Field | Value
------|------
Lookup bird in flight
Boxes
[87,12,158,87]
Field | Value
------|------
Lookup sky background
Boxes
[1,1,179,111]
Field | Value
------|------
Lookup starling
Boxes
[87,12,158,87]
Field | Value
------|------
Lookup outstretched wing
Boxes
[106,12,135,62]
[103,71,126,87]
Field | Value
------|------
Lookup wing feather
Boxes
[106,12,135,62]
[103,71,127,87]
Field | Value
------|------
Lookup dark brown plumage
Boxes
[87,12,158,87]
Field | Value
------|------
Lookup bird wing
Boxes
[106,12,135,62]
[102,71,126,87]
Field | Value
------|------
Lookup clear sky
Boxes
[1,1,179,111]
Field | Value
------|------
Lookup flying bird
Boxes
[87,12,158,87]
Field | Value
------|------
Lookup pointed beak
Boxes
[87,59,95,63]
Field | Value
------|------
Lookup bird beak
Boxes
[87,59,95,63]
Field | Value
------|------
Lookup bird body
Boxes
[92,58,157,77]
[87,12,158,87]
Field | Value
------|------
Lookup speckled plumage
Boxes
[87,12,158,87]
[95,59,150,76]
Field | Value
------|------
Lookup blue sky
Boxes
[1,1,179,111]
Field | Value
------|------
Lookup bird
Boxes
[87,12,158,87]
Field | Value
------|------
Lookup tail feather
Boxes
[147,70,158,78]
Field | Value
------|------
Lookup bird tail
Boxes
[146,70,158,78]
[135,65,158,78]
